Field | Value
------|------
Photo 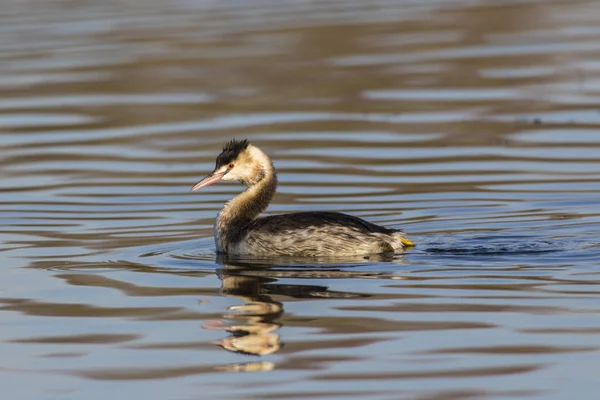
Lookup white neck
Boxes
[214,146,277,252]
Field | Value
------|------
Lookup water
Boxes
[2,1,600,399]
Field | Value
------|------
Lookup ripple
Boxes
[0,71,114,88]
[0,113,96,127]
[511,129,600,144]
[2,1,600,399]
[364,88,521,101]
[0,93,213,110]
[11,333,141,344]
[332,40,600,66]
[423,238,566,256]
[422,345,595,355]
[313,365,543,380]
[43,260,152,273]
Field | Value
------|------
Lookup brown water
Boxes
[2,1,600,399]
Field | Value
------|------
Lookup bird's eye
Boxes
[228,163,234,169]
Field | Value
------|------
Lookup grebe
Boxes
[191,139,414,256]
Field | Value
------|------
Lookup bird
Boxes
[190,139,414,257]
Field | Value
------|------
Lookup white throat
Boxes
[214,145,277,253]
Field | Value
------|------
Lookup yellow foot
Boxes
[401,237,415,247]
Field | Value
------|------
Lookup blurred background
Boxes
[2,0,600,399]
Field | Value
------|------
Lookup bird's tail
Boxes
[392,231,415,249]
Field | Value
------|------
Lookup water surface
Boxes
[2,1,600,399]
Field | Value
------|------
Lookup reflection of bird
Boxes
[204,270,283,357]
[206,263,373,357]
[191,139,414,256]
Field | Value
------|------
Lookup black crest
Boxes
[216,139,250,168]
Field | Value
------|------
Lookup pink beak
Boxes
[190,171,226,191]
